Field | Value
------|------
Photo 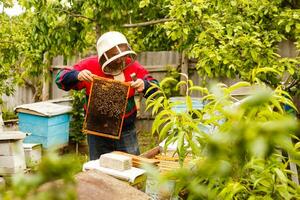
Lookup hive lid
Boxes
[15,102,72,117]
[0,131,26,140]
[23,143,42,149]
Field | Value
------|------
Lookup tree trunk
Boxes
[180,51,189,96]
[95,23,101,39]
[0,107,4,132]
[76,142,79,155]
[42,53,51,101]
[42,72,50,101]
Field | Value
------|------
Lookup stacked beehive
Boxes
[0,131,26,176]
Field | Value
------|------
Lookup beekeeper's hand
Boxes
[77,70,93,82]
[131,78,145,92]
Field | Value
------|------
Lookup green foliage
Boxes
[0,11,20,98]
[0,0,173,102]
[154,0,300,89]
[69,90,86,145]
[1,0,300,103]
[160,66,180,98]
[1,107,17,120]
[146,76,300,199]
[1,151,82,200]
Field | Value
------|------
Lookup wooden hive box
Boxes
[15,102,72,149]
[0,131,26,175]
[23,143,42,168]
[83,76,130,139]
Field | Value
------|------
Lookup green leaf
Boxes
[160,77,178,88]
[227,81,251,94]
[139,0,150,8]
[145,100,156,111]
[176,81,187,91]
[287,67,294,75]
[177,131,185,155]
[274,168,288,184]
[250,50,258,61]
[152,100,163,115]
[186,96,192,111]
[294,142,300,150]
[204,65,212,76]
[164,133,178,152]
[255,67,281,76]
[146,90,163,105]
[285,24,291,33]
[188,79,194,88]
[270,99,284,114]
[158,121,173,140]
[187,137,201,156]
[152,117,170,135]
[189,86,209,95]
[218,181,246,199]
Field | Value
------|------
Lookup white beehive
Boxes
[23,143,42,168]
[0,131,26,175]
[99,153,132,171]
[0,176,5,188]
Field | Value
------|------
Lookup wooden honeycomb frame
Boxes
[83,76,130,139]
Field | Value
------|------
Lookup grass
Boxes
[138,131,159,154]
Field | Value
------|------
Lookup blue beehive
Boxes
[15,102,72,149]
[169,97,204,113]
[159,97,212,151]
[169,97,213,134]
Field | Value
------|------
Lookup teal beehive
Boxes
[15,102,72,149]
[169,97,213,134]
[169,97,204,113]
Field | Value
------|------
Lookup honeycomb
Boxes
[83,76,130,139]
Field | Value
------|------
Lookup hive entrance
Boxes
[83,76,130,139]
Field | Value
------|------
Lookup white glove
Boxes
[131,78,145,92]
[77,70,93,82]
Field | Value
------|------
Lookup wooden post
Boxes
[180,51,189,96]
[42,52,51,101]
[42,69,50,101]
[50,56,64,100]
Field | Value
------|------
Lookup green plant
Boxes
[138,130,159,153]
[1,107,17,121]
[0,151,82,200]
[69,90,86,154]
[161,66,180,98]
[146,76,300,199]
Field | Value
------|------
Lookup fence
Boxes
[51,51,182,100]
[2,40,299,112]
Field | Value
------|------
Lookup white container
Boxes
[23,143,42,167]
[0,131,26,175]
[0,140,24,156]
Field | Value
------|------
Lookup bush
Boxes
[146,76,300,199]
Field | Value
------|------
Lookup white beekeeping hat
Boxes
[96,31,136,75]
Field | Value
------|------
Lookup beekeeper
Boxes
[56,31,158,160]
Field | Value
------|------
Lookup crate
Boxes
[16,102,72,149]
